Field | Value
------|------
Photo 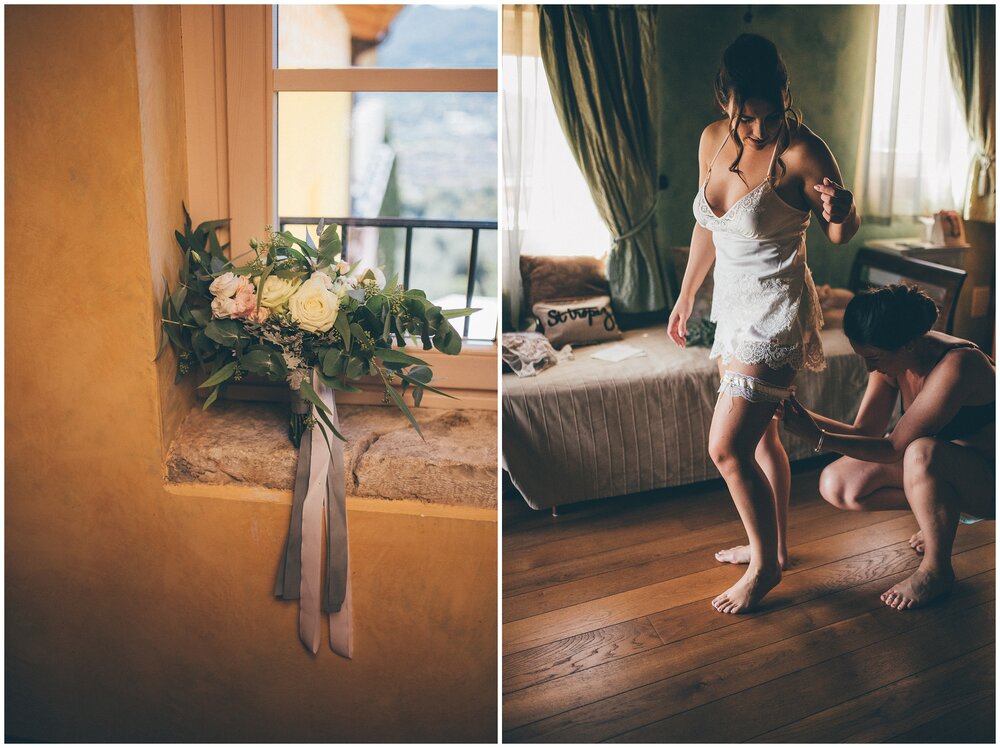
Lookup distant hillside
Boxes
[377,5,497,67]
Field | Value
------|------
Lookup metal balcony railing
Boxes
[279,216,497,339]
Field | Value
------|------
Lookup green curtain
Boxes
[946,5,995,223]
[538,5,675,315]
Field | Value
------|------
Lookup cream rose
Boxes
[209,272,241,298]
[288,279,341,333]
[259,275,301,309]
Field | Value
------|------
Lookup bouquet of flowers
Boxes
[158,207,472,447]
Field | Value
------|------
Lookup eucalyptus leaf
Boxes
[199,361,237,389]
[442,307,479,319]
[375,349,429,367]
[298,378,331,415]
[240,348,287,380]
[322,348,345,377]
[202,384,221,410]
[203,319,243,347]
[384,381,423,439]
[333,312,351,351]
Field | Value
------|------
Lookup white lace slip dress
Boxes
[692,132,825,372]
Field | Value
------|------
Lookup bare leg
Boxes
[708,362,796,614]
[818,456,907,511]
[881,438,994,609]
[716,418,791,568]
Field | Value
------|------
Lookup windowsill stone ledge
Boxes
[165,400,497,512]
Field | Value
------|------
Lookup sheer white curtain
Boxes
[861,5,974,223]
[501,5,608,329]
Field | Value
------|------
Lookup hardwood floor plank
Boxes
[502,464,828,554]
[607,601,995,743]
[502,546,994,733]
[504,513,928,642]
[752,644,994,742]
[502,618,663,695]
[886,694,996,743]
[648,521,996,645]
[503,499,865,597]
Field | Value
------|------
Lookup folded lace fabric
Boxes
[502,332,570,377]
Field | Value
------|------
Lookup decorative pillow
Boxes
[520,255,610,311]
[532,295,623,348]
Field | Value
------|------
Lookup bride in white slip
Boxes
[667,33,860,614]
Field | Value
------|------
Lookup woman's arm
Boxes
[795,128,860,245]
[786,355,978,463]
[668,125,719,346]
[786,372,898,437]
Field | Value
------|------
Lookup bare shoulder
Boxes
[782,123,835,172]
[698,119,728,157]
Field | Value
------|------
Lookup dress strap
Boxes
[705,130,730,179]
[765,135,781,182]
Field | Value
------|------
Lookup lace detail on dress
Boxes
[695,181,770,238]
[709,267,826,372]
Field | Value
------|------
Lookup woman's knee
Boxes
[709,435,755,476]
[819,462,866,511]
[903,437,944,486]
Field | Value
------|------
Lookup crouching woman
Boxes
[782,284,995,609]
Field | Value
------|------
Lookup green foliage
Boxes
[160,205,475,442]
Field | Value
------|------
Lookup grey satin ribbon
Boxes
[274,370,353,658]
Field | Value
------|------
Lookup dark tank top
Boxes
[900,342,995,440]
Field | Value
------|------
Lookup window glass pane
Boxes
[277,90,497,340]
[278,5,497,69]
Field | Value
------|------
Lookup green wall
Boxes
[654,4,994,346]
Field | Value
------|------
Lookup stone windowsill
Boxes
[165,400,497,511]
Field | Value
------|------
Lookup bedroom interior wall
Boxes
[6,5,495,741]
[655,4,994,347]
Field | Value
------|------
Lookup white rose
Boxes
[209,272,240,298]
[211,295,239,319]
[259,275,301,309]
[288,279,341,333]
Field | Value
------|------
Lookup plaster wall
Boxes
[655,5,994,346]
[5,6,496,742]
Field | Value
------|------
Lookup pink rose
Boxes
[231,286,258,318]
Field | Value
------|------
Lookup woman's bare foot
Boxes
[880,565,954,609]
[712,565,782,614]
[715,544,789,570]
[908,530,925,554]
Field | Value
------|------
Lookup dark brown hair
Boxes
[843,284,939,351]
[714,33,800,184]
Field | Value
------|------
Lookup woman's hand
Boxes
[782,395,822,443]
[667,297,694,347]
[813,177,855,224]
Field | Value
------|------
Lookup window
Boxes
[861,5,973,223]
[180,5,497,405]
[502,5,608,259]
[275,5,498,342]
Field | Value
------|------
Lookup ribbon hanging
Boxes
[274,368,353,657]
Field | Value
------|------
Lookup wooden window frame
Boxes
[180,6,498,408]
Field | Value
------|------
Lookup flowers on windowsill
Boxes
[158,207,474,446]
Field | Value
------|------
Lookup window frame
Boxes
[180,5,498,406]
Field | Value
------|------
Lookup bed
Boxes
[502,326,870,511]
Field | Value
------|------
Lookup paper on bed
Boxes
[590,343,646,362]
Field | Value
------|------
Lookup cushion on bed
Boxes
[532,295,622,348]
[520,255,610,310]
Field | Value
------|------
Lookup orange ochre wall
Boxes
[4,6,497,742]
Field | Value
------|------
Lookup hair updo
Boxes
[714,33,800,182]
[843,284,939,350]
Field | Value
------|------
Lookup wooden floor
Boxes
[502,464,996,743]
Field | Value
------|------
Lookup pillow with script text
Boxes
[532,295,623,348]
